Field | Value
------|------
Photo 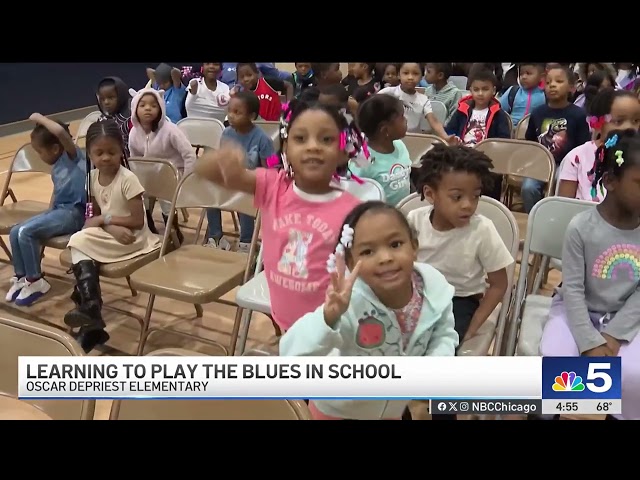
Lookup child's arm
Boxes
[524,110,538,142]
[264,77,294,101]
[280,253,362,356]
[424,101,457,143]
[86,194,145,231]
[425,302,459,356]
[29,113,77,159]
[195,144,257,194]
[495,111,512,139]
[602,289,640,355]
[466,268,508,342]
[499,87,513,114]
[258,133,275,168]
[171,127,197,174]
[171,68,184,89]
[574,112,592,145]
[444,111,463,136]
[557,150,580,199]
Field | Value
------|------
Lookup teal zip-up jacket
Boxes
[280,262,458,419]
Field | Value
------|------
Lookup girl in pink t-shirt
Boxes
[195,99,371,332]
[558,88,640,201]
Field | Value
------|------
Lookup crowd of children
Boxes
[5,62,639,420]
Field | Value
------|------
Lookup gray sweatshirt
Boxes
[560,207,640,353]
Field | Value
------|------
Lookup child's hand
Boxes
[189,78,199,94]
[446,134,461,145]
[213,144,247,184]
[29,113,44,122]
[146,68,156,81]
[323,251,362,327]
[583,344,613,357]
[104,225,136,245]
[602,333,621,356]
[229,86,240,97]
[83,215,103,229]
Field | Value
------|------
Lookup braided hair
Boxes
[415,143,494,200]
[589,129,640,201]
[266,97,370,180]
[84,120,126,218]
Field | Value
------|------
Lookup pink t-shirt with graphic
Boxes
[559,141,606,202]
[255,168,361,331]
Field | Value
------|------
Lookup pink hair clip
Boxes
[266,154,280,168]
[339,130,347,150]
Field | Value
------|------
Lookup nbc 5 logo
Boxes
[544,357,620,400]
[553,363,612,393]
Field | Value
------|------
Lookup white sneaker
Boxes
[205,237,233,251]
[6,276,25,302]
[15,278,51,306]
[238,242,251,254]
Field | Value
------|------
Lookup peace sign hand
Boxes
[323,251,362,327]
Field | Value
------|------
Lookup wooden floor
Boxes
[0,122,598,420]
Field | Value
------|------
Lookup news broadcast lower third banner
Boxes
[17,356,622,414]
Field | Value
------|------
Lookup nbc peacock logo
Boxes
[552,371,585,392]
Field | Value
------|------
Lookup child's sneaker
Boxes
[6,276,25,302]
[205,237,233,251]
[14,277,51,306]
[237,242,251,254]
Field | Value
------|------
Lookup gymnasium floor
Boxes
[0,115,600,420]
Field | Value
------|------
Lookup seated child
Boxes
[280,201,458,420]
[288,63,315,98]
[558,88,640,202]
[195,99,366,333]
[64,120,161,353]
[96,76,133,160]
[318,84,352,123]
[409,144,513,344]
[205,91,274,252]
[380,63,400,88]
[541,129,640,421]
[146,63,187,124]
[499,63,546,128]
[352,94,411,206]
[378,62,456,143]
[233,63,293,121]
[185,63,231,119]
[6,114,86,306]
[424,63,463,124]
[128,87,197,244]
[310,63,342,90]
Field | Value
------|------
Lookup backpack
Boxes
[507,86,520,111]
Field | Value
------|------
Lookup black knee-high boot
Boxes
[146,209,158,234]
[64,260,105,330]
[162,213,184,245]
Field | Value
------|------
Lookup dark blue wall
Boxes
[0,63,190,125]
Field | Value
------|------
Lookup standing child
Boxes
[185,62,231,119]
[146,63,187,124]
[195,100,368,332]
[541,129,640,421]
[280,201,458,420]
[6,114,86,306]
[128,88,197,243]
[523,65,591,213]
[378,63,456,143]
[558,88,640,202]
[234,63,294,121]
[499,63,546,129]
[205,91,274,252]
[64,120,161,353]
[424,63,463,124]
[352,94,411,206]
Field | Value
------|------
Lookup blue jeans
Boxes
[10,206,84,279]
[206,208,255,244]
[521,178,545,214]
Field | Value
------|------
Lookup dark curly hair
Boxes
[415,144,494,199]
[590,128,640,199]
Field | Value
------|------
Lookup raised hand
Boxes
[323,251,362,327]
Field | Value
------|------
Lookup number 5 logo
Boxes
[586,363,612,393]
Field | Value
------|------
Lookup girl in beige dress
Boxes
[64,120,160,352]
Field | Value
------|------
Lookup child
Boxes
[343,63,380,103]
[499,63,546,128]
[310,63,342,89]
[381,63,400,88]
[318,84,352,123]
[574,70,617,111]
[424,63,463,124]
[185,62,230,119]
[128,88,197,243]
[64,120,161,353]
[146,63,187,124]
[352,94,411,206]
[615,63,638,91]
[558,88,640,201]
[280,201,458,420]
[234,63,294,121]
[540,129,640,421]
[523,65,591,213]
[195,100,367,332]
[96,77,133,161]
[205,91,274,252]
[289,63,315,98]
[378,62,456,143]
[410,144,513,344]
[446,69,511,147]
[6,114,86,306]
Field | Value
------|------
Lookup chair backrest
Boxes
[514,114,530,140]
[475,138,555,185]
[396,192,429,215]
[505,113,514,137]
[0,315,94,420]
[173,172,257,216]
[176,117,225,149]
[110,348,311,420]
[74,111,102,144]
[430,100,448,124]
[415,87,426,95]
[255,121,281,150]
[402,133,444,167]
[0,144,53,205]
[128,158,180,202]
[450,76,468,90]
[338,177,385,202]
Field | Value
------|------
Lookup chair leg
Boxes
[196,209,207,244]
[136,294,156,356]
[194,304,203,317]
[6,189,17,203]
[231,212,239,233]
[228,307,245,356]
[181,208,190,223]
[126,276,137,297]
[0,238,12,261]
[237,309,253,356]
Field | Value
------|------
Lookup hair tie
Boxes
[587,115,611,130]
[615,150,624,166]
[327,224,355,273]
[266,154,280,168]
[605,134,618,149]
